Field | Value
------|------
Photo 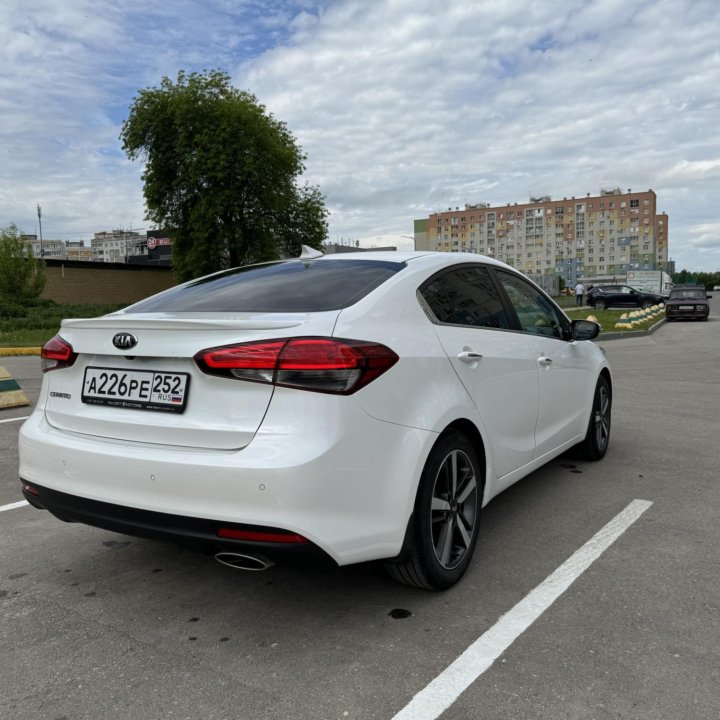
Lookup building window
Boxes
[630,199,639,208]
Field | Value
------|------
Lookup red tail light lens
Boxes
[194,337,398,394]
[217,527,310,543]
[41,336,78,373]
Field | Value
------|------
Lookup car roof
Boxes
[316,250,515,271]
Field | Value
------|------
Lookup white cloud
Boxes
[1,0,720,271]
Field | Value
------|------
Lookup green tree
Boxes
[0,224,46,301]
[120,70,329,281]
[672,269,720,288]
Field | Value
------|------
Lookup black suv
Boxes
[585,285,664,310]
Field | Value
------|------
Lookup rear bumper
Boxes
[665,307,709,320]
[19,391,436,566]
[21,481,333,565]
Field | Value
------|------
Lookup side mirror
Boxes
[571,319,600,341]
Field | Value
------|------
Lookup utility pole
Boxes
[37,204,44,257]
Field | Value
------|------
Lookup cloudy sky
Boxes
[1,0,719,270]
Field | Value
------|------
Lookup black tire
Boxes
[593,300,607,310]
[386,431,481,590]
[573,376,611,461]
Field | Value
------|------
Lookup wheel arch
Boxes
[599,367,612,398]
[438,418,488,500]
[391,416,488,566]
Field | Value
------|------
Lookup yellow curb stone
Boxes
[0,365,30,409]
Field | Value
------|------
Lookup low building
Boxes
[20,234,67,259]
[322,242,396,254]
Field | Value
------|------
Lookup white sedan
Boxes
[19,250,611,589]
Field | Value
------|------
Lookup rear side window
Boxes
[496,271,566,339]
[126,259,405,313]
[420,266,511,329]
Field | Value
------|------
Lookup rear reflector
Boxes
[217,527,310,544]
[41,336,78,373]
[195,337,398,394]
[22,483,40,496]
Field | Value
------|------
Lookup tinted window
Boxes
[670,289,705,300]
[126,259,405,313]
[421,279,454,323]
[421,266,511,329]
[497,272,565,339]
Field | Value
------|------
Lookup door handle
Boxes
[538,356,553,367]
[457,351,483,363]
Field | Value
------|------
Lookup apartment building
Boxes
[421,187,669,286]
[20,234,67,259]
[91,229,145,263]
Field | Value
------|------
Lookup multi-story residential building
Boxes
[418,187,669,286]
[20,234,67,259]
[91,229,146,263]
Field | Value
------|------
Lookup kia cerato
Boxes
[19,250,612,589]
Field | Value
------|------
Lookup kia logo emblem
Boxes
[112,333,138,350]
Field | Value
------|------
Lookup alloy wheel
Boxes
[430,449,479,570]
[594,383,611,452]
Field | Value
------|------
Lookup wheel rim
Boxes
[593,384,611,451]
[430,449,478,570]
[594,302,606,310]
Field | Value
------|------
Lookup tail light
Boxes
[41,336,77,373]
[194,337,399,395]
[217,527,310,543]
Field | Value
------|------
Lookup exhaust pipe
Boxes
[214,551,274,571]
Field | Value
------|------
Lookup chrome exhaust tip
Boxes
[214,552,274,571]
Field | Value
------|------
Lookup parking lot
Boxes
[1,309,719,720]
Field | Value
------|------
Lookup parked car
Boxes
[19,250,611,590]
[586,284,664,310]
[664,286,711,321]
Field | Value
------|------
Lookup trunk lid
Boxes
[43,311,340,450]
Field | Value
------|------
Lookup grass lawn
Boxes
[562,305,663,332]
[0,301,125,348]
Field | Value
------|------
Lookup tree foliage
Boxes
[0,224,46,302]
[672,269,720,289]
[120,70,329,280]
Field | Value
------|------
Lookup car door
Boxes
[599,285,621,307]
[419,265,539,479]
[494,271,593,458]
[616,286,640,307]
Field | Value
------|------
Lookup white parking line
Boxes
[0,415,30,424]
[391,499,653,720]
[0,500,29,512]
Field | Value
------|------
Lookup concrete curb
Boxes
[598,317,666,341]
[0,365,30,408]
[0,347,42,357]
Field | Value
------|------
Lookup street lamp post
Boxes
[37,204,44,258]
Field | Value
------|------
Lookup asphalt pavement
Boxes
[1,303,719,720]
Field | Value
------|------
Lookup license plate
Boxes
[678,305,695,310]
[81,367,190,413]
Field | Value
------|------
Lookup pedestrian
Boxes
[575,281,586,306]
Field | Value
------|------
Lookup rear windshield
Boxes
[126,259,405,313]
[669,289,705,300]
